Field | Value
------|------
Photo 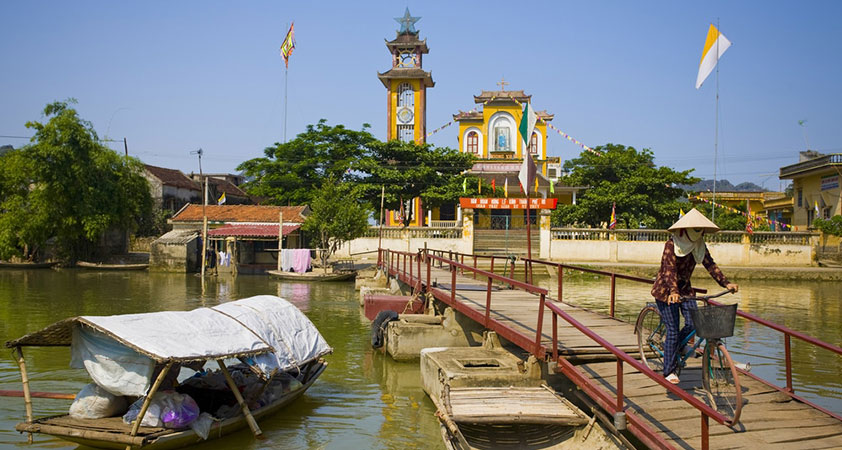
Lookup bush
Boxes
[813,216,842,236]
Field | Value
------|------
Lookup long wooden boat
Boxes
[436,385,590,450]
[77,261,149,271]
[15,360,327,450]
[0,261,57,269]
[267,269,357,282]
[6,295,332,449]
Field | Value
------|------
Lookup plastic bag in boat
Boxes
[122,391,200,428]
[69,382,128,419]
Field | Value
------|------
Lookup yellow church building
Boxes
[378,9,581,228]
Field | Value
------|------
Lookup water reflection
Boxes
[1,269,839,449]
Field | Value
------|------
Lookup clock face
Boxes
[399,51,416,67]
[397,106,414,124]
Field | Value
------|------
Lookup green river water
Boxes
[0,269,840,449]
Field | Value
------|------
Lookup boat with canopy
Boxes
[6,295,332,449]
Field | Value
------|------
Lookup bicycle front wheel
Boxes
[636,305,665,374]
[702,340,743,425]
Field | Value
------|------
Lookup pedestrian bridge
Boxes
[379,247,842,449]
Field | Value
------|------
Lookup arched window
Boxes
[530,132,539,154]
[467,131,479,154]
[398,83,414,108]
[488,112,516,153]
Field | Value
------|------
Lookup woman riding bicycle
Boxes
[650,208,738,384]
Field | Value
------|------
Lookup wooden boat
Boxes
[6,295,332,449]
[0,261,57,269]
[267,269,357,282]
[77,261,149,270]
[436,385,590,450]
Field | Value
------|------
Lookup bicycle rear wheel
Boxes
[636,305,665,373]
[702,340,743,425]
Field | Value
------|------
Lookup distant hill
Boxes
[682,179,767,192]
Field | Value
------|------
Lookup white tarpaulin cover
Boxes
[69,295,331,396]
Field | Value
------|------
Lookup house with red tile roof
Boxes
[159,204,310,274]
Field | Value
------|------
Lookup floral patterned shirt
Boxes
[650,238,730,302]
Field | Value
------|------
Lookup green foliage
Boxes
[238,120,374,206]
[239,121,475,226]
[302,179,371,269]
[355,139,475,225]
[551,144,699,228]
[0,100,153,261]
[814,216,842,236]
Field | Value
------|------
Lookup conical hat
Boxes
[668,208,720,233]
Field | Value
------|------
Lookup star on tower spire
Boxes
[395,7,420,34]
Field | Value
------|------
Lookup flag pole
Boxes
[712,18,720,220]
[283,23,289,144]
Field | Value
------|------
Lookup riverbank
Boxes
[555,262,842,281]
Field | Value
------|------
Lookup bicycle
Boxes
[634,289,744,425]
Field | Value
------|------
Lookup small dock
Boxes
[382,248,842,449]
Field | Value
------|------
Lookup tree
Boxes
[814,216,842,236]
[302,178,371,271]
[238,120,374,206]
[552,144,698,229]
[355,139,475,226]
[0,100,153,261]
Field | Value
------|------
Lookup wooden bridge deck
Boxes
[413,265,842,449]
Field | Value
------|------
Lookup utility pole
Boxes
[191,148,207,278]
[123,138,128,158]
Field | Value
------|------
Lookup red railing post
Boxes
[417,252,422,292]
[450,263,457,303]
[490,256,495,275]
[616,360,624,412]
[523,259,529,284]
[426,252,431,291]
[535,293,546,355]
[552,313,558,361]
[460,254,465,275]
[785,334,793,392]
[473,255,477,280]
[485,278,493,327]
[409,253,414,292]
[701,413,709,450]
[609,273,617,317]
[557,264,563,303]
[377,248,381,269]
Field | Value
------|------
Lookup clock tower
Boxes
[378,8,434,143]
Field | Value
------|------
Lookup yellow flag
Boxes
[696,24,731,89]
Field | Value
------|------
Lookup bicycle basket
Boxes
[691,303,737,339]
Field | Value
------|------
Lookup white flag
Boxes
[518,153,537,194]
[696,24,731,89]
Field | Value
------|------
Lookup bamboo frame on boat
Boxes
[126,361,173,450]
[217,359,262,438]
[13,346,33,444]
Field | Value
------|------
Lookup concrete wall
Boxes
[150,239,198,272]
[551,237,815,266]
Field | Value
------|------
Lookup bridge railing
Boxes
[378,248,550,357]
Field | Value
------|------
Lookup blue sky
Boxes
[2,1,840,190]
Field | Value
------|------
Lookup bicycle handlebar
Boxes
[680,289,734,302]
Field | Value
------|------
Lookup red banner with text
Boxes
[459,197,558,210]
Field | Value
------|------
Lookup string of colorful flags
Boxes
[419,92,601,158]
[418,93,505,143]
[689,195,796,231]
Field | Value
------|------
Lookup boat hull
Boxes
[267,270,356,282]
[17,361,327,450]
[77,261,149,270]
